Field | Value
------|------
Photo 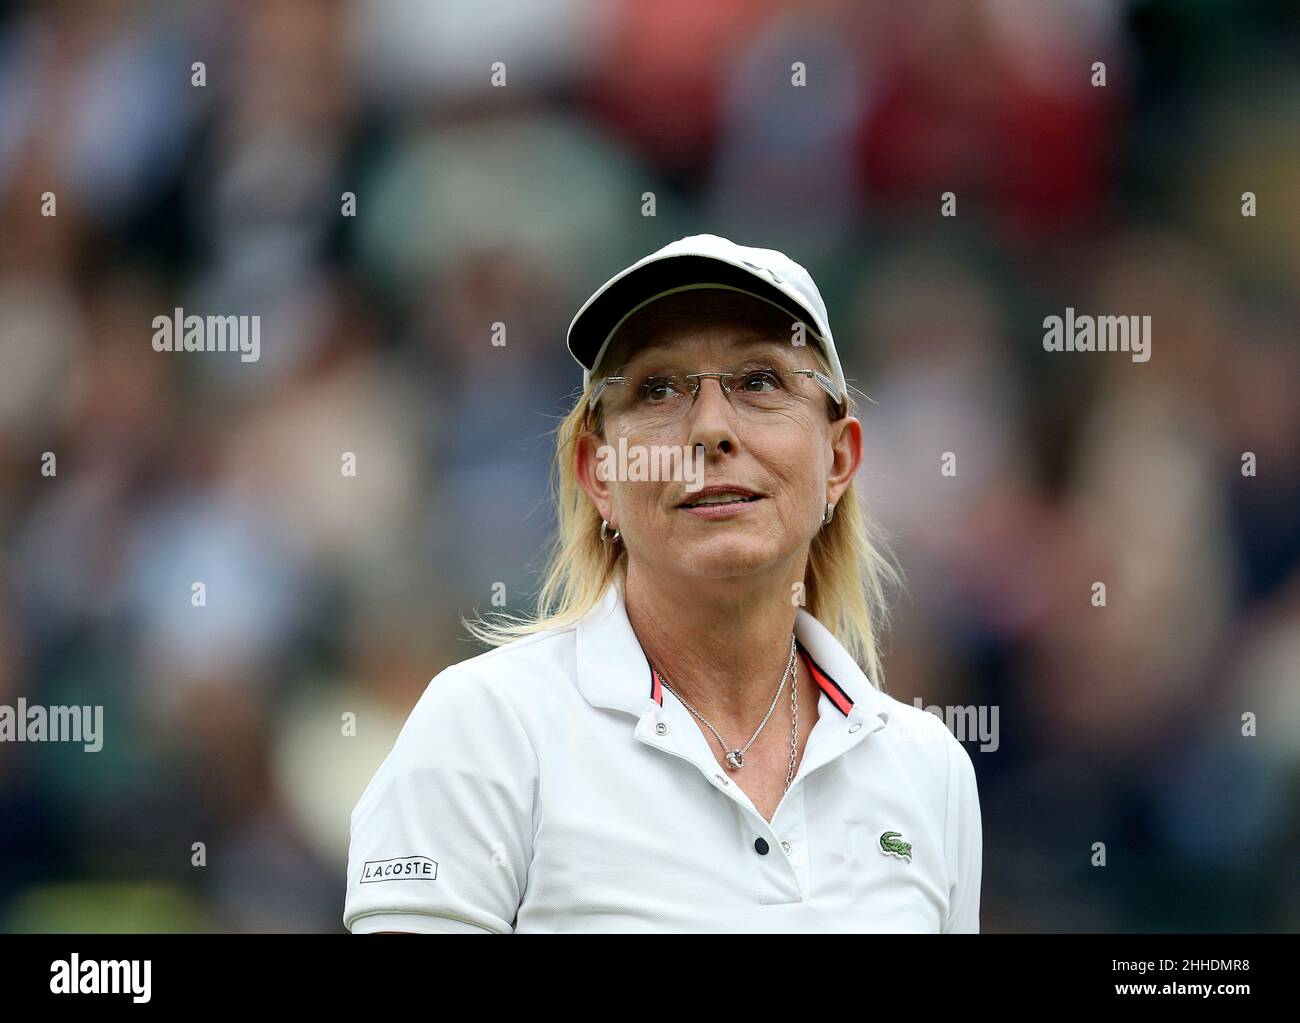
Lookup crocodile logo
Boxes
[879,831,912,862]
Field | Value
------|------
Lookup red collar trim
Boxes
[647,640,853,717]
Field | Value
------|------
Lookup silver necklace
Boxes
[653,634,800,793]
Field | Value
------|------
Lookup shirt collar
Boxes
[574,577,891,729]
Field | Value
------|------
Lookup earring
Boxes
[821,501,835,527]
[600,519,621,543]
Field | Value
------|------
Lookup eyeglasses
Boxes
[588,359,844,431]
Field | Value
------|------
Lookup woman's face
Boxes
[576,310,862,591]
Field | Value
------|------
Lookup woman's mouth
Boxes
[678,491,764,517]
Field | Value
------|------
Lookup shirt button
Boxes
[754,837,769,855]
[781,840,791,854]
[655,722,669,735]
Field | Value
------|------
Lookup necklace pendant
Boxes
[726,750,744,770]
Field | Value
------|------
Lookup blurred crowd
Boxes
[0,0,1296,932]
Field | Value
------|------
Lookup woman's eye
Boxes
[640,377,678,402]
[740,370,781,392]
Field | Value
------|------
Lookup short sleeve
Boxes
[940,734,983,933]
[344,665,539,934]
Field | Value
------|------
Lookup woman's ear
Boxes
[826,415,863,506]
[574,428,615,523]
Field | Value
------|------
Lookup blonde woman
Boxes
[344,234,982,934]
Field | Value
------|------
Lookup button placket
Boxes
[636,711,760,818]
[742,783,807,904]
[777,784,810,899]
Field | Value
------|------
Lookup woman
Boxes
[344,234,983,933]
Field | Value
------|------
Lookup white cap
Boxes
[566,233,847,407]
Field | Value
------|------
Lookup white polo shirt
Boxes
[345,577,982,933]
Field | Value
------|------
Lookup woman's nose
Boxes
[689,374,734,413]
[686,377,739,451]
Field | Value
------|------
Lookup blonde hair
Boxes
[462,304,903,690]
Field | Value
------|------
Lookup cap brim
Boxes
[567,255,828,378]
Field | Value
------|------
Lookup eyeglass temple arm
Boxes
[800,368,847,411]
[588,376,625,409]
